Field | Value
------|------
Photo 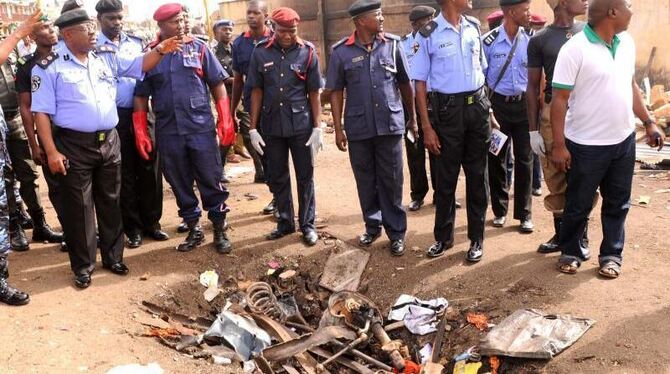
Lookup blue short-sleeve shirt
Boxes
[482,24,531,96]
[96,32,145,108]
[231,27,272,112]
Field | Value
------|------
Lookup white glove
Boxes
[305,127,323,158]
[530,130,546,156]
[249,129,265,156]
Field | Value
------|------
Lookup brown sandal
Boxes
[598,262,621,279]
[557,260,579,274]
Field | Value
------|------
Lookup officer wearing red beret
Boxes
[133,3,236,254]
[247,7,324,246]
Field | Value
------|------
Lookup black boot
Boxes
[213,221,232,254]
[538,217,562,253]
[17,204,33,230]
[9,216,29,252]
[0,255,30,306]
[176,222,205,252]
[30,210,64,244]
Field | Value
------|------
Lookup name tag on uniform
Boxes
[264,61,274,68]
[351,56,365,63]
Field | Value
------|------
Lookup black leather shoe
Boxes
[104,262,129,275]
[221,173,230,184]
[427,241,454,258]
[408,200,424,212]
[213,221,232,254]
[0,281,30,305]
[263,199,276,215]
[455,201,462,209]
[9,218,29,252]
[358,232,381,247]
[466,241,484,263]
[390,239,405,256]
[266,228,295,240]
[538,217,562,253]
[302,230,318,246]
[177,221,189,233]
[126,233,142,248]
[18,207,33,230]
[74,273,91,289]
[177,224,205,252]
[144,229,169,241]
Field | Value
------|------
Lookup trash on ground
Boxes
[199,270,221,302]
[452,361,482,374]
[466,312,490,331]
[388,294,448,335]
[203,306,272,361]
[319,246,370,292]
[106,363,163,374]
[419,343,432,364]
[479,309,595,359]
[637,195,652,205]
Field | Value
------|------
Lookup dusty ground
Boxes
[1,133,670,374]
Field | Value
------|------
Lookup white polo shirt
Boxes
[552,25,636,146]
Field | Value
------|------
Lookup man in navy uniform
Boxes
[31,8,180,288]
[482,0,534,234]
[95,0,168,249]
[133,3,235,255]
[327,0,416,256]
[247,7,323,246]
[231,0,275,215]
[213,19,237,184]
[411,0,491,262]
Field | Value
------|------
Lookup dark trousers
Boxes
[265,132,315,234]
[116,108,163,235]
[5,117,43,216]
[405,121,436,202]
[158,131,228,224]
[489,95,532,220]
[348,135,406,240]
[236,109,265,179]
[532,153,542,190]
[560,133,635,266]
[430,93,490,243]
[55,128,124,275]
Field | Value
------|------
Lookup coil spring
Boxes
[246,282,284,320]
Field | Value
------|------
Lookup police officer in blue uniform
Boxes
[402,5,437,212]
[247,7,323,246]
[31,9,180,289]
[0,11,43,305]
[213,19,237,184]
[95,0,168,249]
[133,4,235,255]
[482,0,534,234]
[411,0,491,262]
[231,0,276,215]
[327,0,416,256]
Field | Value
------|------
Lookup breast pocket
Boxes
[344,62,363,84]
[343,105,366,136]
[189,96,211,125]
[387,101,404,132]
[60,74,87,101]
[291,101,310,133]
[261,63,278,86]
[436,45,458,73]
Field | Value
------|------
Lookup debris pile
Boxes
[135,243,594,373]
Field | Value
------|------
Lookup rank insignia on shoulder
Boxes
[483,29,499,46]
[36,52,58,69]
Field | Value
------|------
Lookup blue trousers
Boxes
[265,132,315,234]
[348,135,406,240]
[559,133,635,266]
[158,132,229,224]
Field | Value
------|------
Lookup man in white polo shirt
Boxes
[550,0,664,279]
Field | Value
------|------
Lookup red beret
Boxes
[486,10,504,22]
[530,13,547,25]
[271,7,300,28]
[153,3,182,22]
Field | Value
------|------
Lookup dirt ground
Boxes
[1,133,670,374]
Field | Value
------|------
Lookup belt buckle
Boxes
[466,95,475,105]
[97,132,106,144]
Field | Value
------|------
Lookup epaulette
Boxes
[384,33,401,41]
[256,37,271,47]
[36,52,58,69]
[331,37,348,50]
[418,21,438,38]
[303,40,316,50]
[482,28,499,46]
[402,33,410,41]
[464,15,481,27]
[96,44,116,54]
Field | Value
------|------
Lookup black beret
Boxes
[61,0,83,14]
[500,0,530,5]
[95,0,123,14]
[213,19,235,31]
[55,8,91,28]
[409,5,435,22]
[348,0,382,18]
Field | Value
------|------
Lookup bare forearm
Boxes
[249,88,263,130]
[133,96,149,112]
[550,97,568,147]
[0,34,20,65]
[632,81,652,121]
[210,82,227,101]
[308,91,321,128]
[526,83,541,131]
[415,81,430,130]
[34,113,57,154]
[231,73,244,111]
[330,90,344,132]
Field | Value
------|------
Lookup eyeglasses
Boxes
[70,22,97,33]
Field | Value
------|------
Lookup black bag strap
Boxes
[489,30,521,96]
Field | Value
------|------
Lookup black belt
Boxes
[429,87,486,107]
[53,126,113,147]
[492,92,526,103]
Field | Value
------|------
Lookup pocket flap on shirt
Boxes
[190,96,208,109]
[388,102,403,112]
[291,102,307,113]
[345,105,365,116]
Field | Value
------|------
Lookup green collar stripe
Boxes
[552,82,575,90]
[584,24,620,58]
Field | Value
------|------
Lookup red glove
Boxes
[216,97,235,147]
[132,111,153,160]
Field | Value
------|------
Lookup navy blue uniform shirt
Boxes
[231,27,272,113]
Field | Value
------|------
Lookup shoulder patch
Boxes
[31,75,41,92]
[418,21,438,38]
[402,34,409,41]
[464,15,481,27]
[256,37,271,47]
[96,44,116,54]
[36,52,58,69]
[384,33,401,41]
[332,37,348,50]
[483,28,499,46]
